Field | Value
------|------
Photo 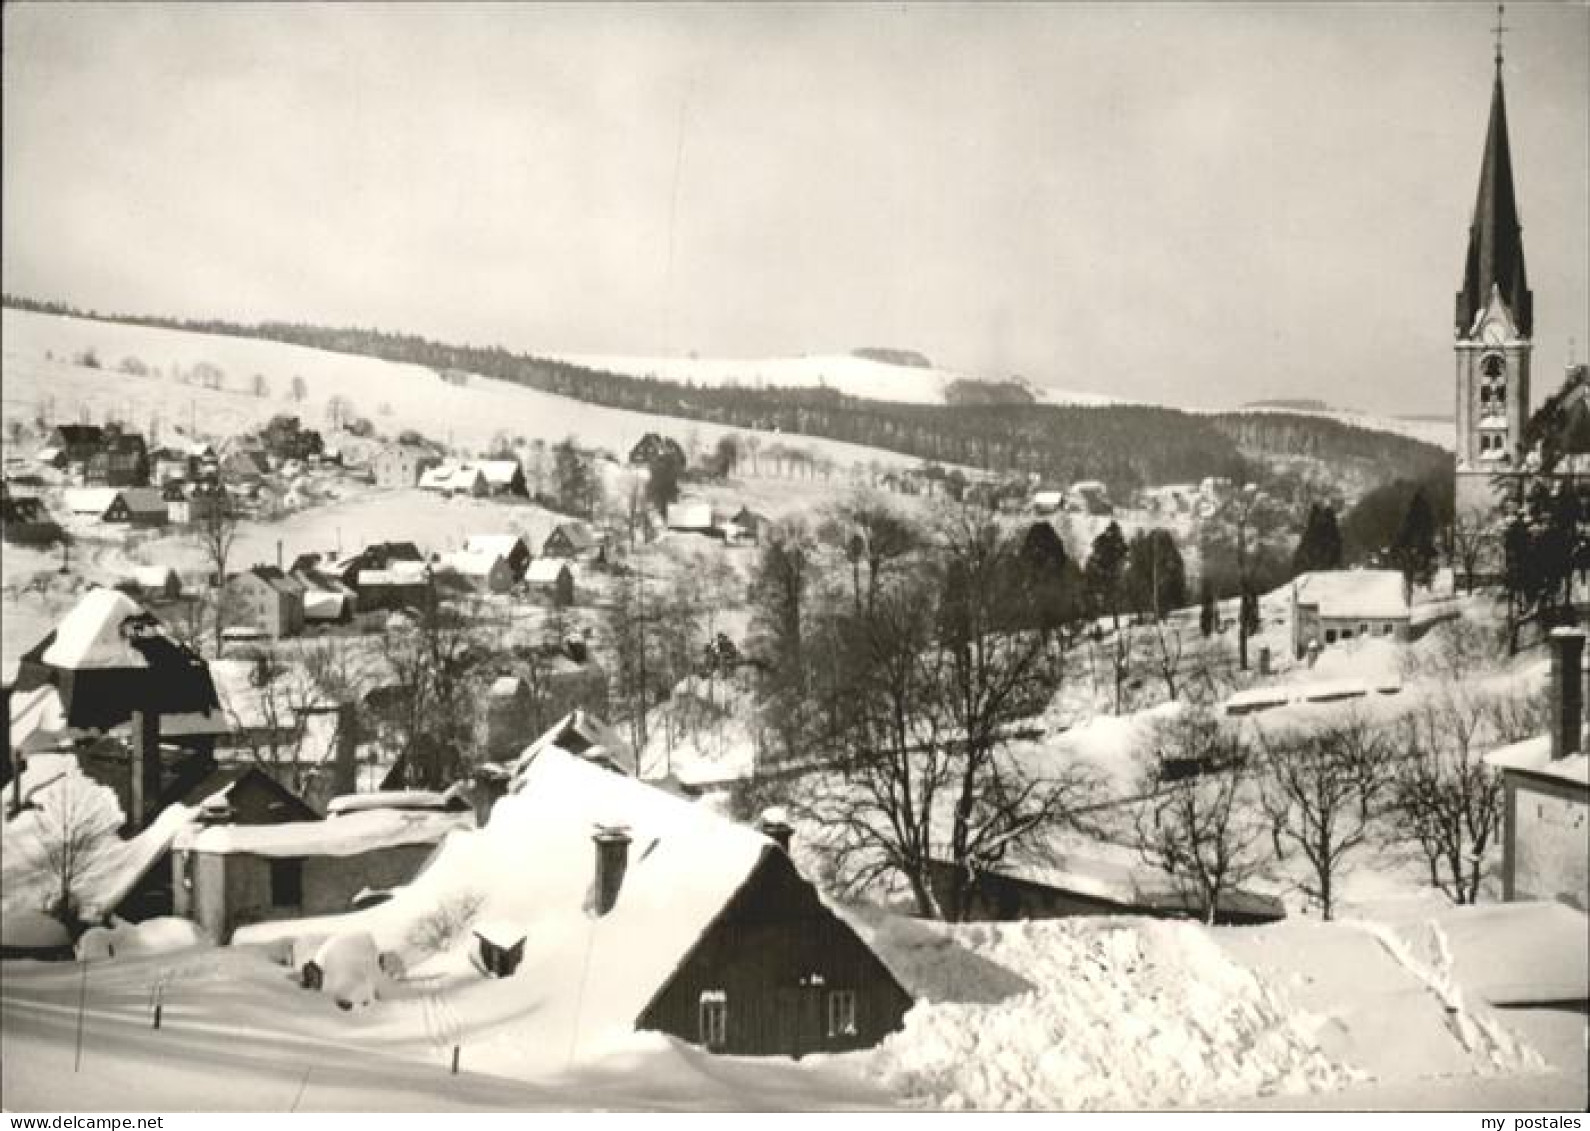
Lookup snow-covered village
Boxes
[1,2,1587,1117]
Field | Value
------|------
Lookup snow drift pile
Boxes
[853,917,1359,1110]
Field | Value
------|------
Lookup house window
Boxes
[1325,629,1337,644]
[1340,628,1353,640]
[698,991,728,1050]
[827,990,857,1038]
[270,858,303,907]
[1382,624,1394,637]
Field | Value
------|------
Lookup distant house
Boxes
[726,506,767,546]
[665,501,716,534]
[85,431,151,488]
[475,459,529,497]
[542,522,595,559]
[151,447,196,485]
[62,487,121,518]
[103,487,170,527]
[1485,628,1589,912]
[1,495,64,545]
[224,567,307,639]
[292,569,357,624]
[220,447,271,485]
[1291,569,1411,657]
[525,558,575,607]
[1031,489,1065,514]
[629,432,687,468]
[463,534,531,580]
[166,481,228,526]
[172,809,471,942]
[419,463,488,497]
[36,424,105,471]
[1067,480,1112,516]
[440,549,514,594]
[120,565,183,602]
[374,443,442,489]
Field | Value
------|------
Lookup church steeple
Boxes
[1452,5,1534,522]
[1455,20,1532,338]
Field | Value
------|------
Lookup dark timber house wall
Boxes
[636,848,912,1057]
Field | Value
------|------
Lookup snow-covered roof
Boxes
[1485,734,1590,787]
[360,561,430,586]
[464,534,526,559]
[302,589,348,620]
[440,550,505,578]
[1031,490,1064,507]
[8,685,70,753]
[665,501,715,530]
[326,790,460,816]
[41,588,152,670]
[1419,900,1589,1006]
[63,487,119,515]
[525,558,571,584]
[508,709,632,775]
[474,460,522,486]
[129,566,179,589]
[176,809,470,856]
[1292,570,1409,621]
[490,674,526,696]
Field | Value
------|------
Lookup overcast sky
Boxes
[4,2,1586,415]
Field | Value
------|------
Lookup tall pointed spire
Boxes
[1455,12,1532,338]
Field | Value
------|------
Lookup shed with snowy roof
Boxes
[173,808,471,942]
[524,558,575,606]
[1290,569,1411,657]
[463,534,531,580]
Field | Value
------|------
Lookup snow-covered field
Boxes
[4,901,1581,1111]
[551,352,1121,408]
[0,308,931,471]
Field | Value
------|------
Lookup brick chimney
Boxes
[128,708,162,833]
[758,808,794,853]
[1548,627,1585,762]
[592,827,631,916]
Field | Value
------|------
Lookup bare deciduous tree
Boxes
[805,514,1095,920]
[1257,712,1389,919]
[1132,709,1269,924]
[26,774,122,923]
[194,492,240,655]
[1393,685,1505,905]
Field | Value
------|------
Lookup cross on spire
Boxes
[1492,3,1509,70]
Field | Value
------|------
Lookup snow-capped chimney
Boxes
[758,808,794,854]
[592,827,632,915]
[1548,627,1585,762]
[129,708,162,833]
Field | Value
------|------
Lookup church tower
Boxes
[1454,11,1533,517]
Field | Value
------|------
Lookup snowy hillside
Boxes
[0,309,928,470]
[551,352,1122,407]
